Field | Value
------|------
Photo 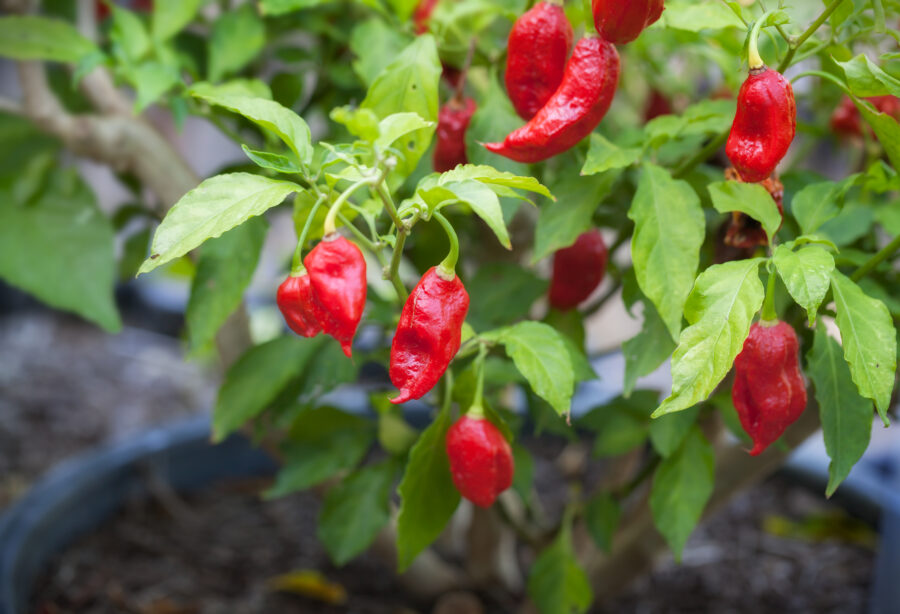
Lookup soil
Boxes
[1,310,877,614]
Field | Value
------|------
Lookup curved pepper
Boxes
[446,414,514,508]
[725,66,796,183]
[549,229,608,311]
[485,36,619,163]
[505,0,573,120]
[276,273,322,338]
[433,97,477,173]
[592,0,664,45]
[390,267,469,404]
[304,235,367,358]
[732,320,807,455]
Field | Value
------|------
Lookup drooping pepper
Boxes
[276,273,322,338]
[549,229,608,311]
[433,97,477,173]
[485,36,619,163]
[504,0,573,120]
[725,19,796,183]
[592,0,664,45]
[390,266,470,404]
[723,168,784,249]
[303,235,367,358]
[732,320,807,455]
[446,414,514,508]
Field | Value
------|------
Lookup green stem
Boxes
[433,211,460,277]
[673,130,729,178]
[336,211,378,253]
[291,194,327,274]
[387,211,420,302]
[790,70,850,94]
[761,267,778,322]
[324,179,369,236]
[467,343,488,419]
[376,183,404,232]
[748,10,777,70]
[851,232,900,282]
[776,0,846,74]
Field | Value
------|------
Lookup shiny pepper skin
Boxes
[433,98,477,173]
[276,274,322,338]
[505,1,573,120]
[446,415,514,508]
[304,235,367,358]
[592,0,664,44]
[390,267,469,404]
[549,230,608,311]
[726,67,796,183]
[732,321,807,456]
[485,36,619,163]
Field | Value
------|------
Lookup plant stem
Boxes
[673,130,729,178]
[776,0,845,73]
[851,232,900,282]
[433,211,461,276]
[290,194,327,274]
[761,267,778,322]
[376,182,404,232]
[324,179,369,235]
[748,10,776,70]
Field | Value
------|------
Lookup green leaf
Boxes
[791,182,841,235]
[241,145,303,174]
[128,61,179,112]
[138,173,299,275]
[396,403,460,571]
[585,493,620,553]
[629,163,705,340]
[465,74,529,176]
[190,91,313,165]
[836,55,900,98]
[185,217,267,351]
[190,79,273,99]
[152,0,205,41]
[208,5,266,82]
[623,299,675,396]
[649,405,700,458]
[0,16,96,62]
[465,263,547,331]
[361,35,440,181]
[808,326,873,497]
[534,169,620,263]
[579,392,654,458]
[212,335,324,441]
[527,523,593,614]
[831,271,897,424]
[855,98,900,171]
[649,427,715,559]
[654,259,765,417]
[267,406,374,497]
[773,244,834,325]
[350,18,413,87]
[582,133,642,175]
[511,442,534,500]
[437,165,551,199]
[318,459,396,566]
[708,181,782,245]
[434,180,511,249]
[0,169,120,332]
[662,1,743,31]
[110,6,150,63]
[376,112,434,151]
[260,0,332,15]
[490,321,575,416]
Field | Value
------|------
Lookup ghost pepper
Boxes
[433,97,477,173]
[390,266,470,404]
[276,273,322,338]
[549,229,608,311]
[732,320,807,455]
[592,0,665,44]
[446,413,514,508]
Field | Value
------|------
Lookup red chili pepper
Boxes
[413,0,439,34]
[725,66,796,183]
[592,0,664,44]
[504,0,573,120]
[433,97,477,173]
[303,235,367,358]
[549,230,608,311]
[446,414,514,507]
[485,36,619,163]
[723,168,783,249]
[831,95,900,138]
[276,273,322,338]
[390,267,469,404]
[644,89,673,121]
[732,320,807,456]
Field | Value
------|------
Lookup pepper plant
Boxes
[0,0,898,610]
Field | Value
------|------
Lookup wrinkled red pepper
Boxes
[276,273,322,338]
[390,267,470,404]
[726,66,796,183]
[485,36,619,163]
[413,0,439,34]
[592,0,665,44]
[433,97,477,173]
[549,230,608,311]
[303,235,367,358]
[504,0,573,120]
[446,414,514,507]
[732,320,807,456]
[723,168,784,249]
